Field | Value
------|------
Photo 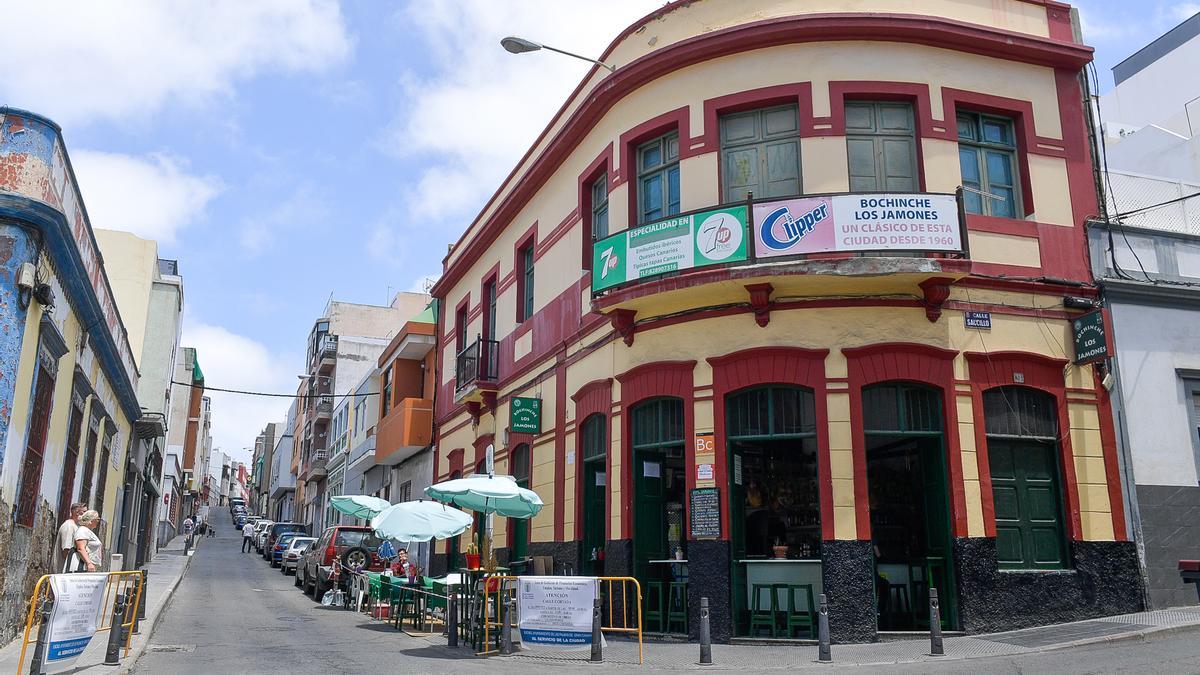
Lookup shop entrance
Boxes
[863,383,957,631]
[631,398,687,631]
[580,414,607,575]
[727,386,822,638]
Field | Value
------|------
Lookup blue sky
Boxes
[1,0,1194,462]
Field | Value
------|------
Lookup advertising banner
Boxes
[1073,309,1109,365]
[592,205,748,292]
[754,193,960,257]
[509,397,542,434]
[45,573,109,673]
[517,576,598,645]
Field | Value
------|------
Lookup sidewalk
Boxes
[0,533,199,675]
[398,605,1200,671]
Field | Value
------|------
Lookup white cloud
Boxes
[387,0,657,224]
[239,186,330,256]
[72,151,221,243]
[183,318,299,464]
[0,0,352,126]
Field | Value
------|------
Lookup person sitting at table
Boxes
[390,548,415,580]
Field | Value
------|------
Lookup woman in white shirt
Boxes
[70,510,103,573]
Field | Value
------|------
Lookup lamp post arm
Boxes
[539,44,616,72]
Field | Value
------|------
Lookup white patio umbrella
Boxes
[330,495,392,520]
[424,474,543,519]
[370,500,474,542]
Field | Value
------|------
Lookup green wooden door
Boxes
[919,437,957,629]
[989,439,1068,569]
[511,444,531,562]
[729,444,748,633]
[630,399,684,585]
[580,415,608,575]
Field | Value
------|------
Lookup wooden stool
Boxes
[643,581,666,633]
[749,584,779,638]
[785,584,816,638]
[667,581,688,634]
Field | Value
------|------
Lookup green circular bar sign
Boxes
[510,396,542,434]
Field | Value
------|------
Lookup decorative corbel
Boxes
[610,309,637,346]
[918,277,954,323]
[745,283,774,328]
[481,391,498,413]
[466,401,483,425]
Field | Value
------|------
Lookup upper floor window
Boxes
[637,133,680,223]
[591,174,609,240]
[845,101,918,192]
[957,112,1020,218]
[455,305,468,349]
[720,105,801,202]
[484,278,497,341]
[517,243,535,322]
[381,367,393,417]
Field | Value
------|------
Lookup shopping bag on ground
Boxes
[321,589,336,606]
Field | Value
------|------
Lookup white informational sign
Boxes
[45,573,109,673]
[518,576,598,645]
[696,463,714,481]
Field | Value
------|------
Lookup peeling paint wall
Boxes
[0,225,34,467]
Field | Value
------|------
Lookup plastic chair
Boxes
[749,584,779,638]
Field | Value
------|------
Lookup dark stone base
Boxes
[429,553,447,577]
[527,540,582,574]
[1136,484,1200,609]
[822,540,877,643]
[686,540,732,642]
[605,539,633,578]
[955,537,1144,633]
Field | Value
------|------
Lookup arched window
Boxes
[984,387,1068,570]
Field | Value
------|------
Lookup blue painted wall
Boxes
[0,223,35,470]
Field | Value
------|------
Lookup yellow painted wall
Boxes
[94,230,158,370]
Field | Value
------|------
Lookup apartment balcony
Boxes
[590,192,971,338]
[315,395,334,421]
[376,397,433,466]
[305,450,328,482]
[454,336,499,404]
[317,335,338,374]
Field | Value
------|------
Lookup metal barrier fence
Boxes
[16,570,144,675]
[479,576,643,664]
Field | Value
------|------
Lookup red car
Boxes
[296,525,386,599]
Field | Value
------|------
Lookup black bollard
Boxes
[817,593,831,663]
[29,596,54,675]
[590,597,602,663]
[929,588,944,656]
[698,596,712,665]
[137,569,148,621]
[501,596,514,655]
[103,593,128,665]
[447,591,459,648]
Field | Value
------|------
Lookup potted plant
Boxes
[465,542,481,569]
[772,538,789,559]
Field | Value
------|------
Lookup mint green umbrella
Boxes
[330,495,392,520]
[424,474,543,519]
[370,500,473,542]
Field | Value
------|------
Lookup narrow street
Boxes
[129,526,1200,674]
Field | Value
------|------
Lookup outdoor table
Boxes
[458,567,510,651]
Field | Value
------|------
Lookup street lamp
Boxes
[500,36,616,72]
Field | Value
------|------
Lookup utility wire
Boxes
[1113,190,1200,219]
[170,380,378,398]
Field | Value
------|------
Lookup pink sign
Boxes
[753,197,835,257]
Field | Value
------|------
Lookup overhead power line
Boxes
[170,380,378,399]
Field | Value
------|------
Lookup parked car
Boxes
[235,515,247,529]
[267,525,308,565]
[281,537,315,575]
[252,520,274,553]
[296,525,385,599]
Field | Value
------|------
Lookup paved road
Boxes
[134,525,1200,674]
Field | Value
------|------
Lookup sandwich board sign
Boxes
[44,573,108,672]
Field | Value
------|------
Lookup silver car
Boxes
[252,520,274,553]
[281,537,315,575]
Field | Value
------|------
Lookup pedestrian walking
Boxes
[56,502,87,573]
[67,510,103,573]
[207,522,216,538]
[241,520,255,553]
[182,515,195,549]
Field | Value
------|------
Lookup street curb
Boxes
[114,540,199,674]
[1037,620,1200,653]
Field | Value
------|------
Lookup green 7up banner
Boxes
[592,205,748,293]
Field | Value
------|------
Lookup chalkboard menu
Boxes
[690,488,721,540]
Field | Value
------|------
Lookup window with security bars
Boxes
[79,417,100,506]
[726,386,817,439]
[95,433,113,517]
[957,111,1021,218]
[983,386,1068,569]
[581,415,607,461]
[397,481,411,504]
[631,398,685,457]
[862,384,942,433]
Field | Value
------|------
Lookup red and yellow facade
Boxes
[430,0,1142,642]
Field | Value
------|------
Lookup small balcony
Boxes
[315,395,333,421]
[376,397,433,466]
[317,335,338,373]
[454,336,499,403]
[306,449,328,481]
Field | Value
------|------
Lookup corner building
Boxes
[430,0,1142,642]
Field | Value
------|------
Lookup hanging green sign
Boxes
[1072,309,1109,365]
[510,396,542,434]
[591,205,749,292]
